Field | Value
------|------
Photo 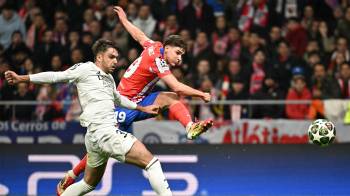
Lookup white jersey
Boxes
[29,61,137,127]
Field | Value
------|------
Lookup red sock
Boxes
[72,155,87,177]
[168,102,192,127]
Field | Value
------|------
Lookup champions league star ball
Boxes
[307,119,336,147]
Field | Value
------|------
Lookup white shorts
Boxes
[85,124,137,168]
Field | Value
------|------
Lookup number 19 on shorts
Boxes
[114,111,126,122]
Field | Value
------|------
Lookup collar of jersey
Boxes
[160,48,164,57]
[93,62,108,75]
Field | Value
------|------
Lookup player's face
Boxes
[164,46,185,66]
[101,48,119,73]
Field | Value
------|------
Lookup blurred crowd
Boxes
[0,0,350,122]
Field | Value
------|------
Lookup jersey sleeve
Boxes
[142,40,156,48]
[153,57,171,78]
[114,90,137,109]
[29,62,87,84]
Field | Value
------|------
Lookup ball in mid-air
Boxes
[308,119,336,147]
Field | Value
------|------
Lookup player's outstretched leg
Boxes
[61,161,107,196]
[125,140,172,195]
[56,155,87,195]
[155,92,213,140]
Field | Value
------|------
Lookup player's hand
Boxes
[202,92,211,103]
[137,105,160,115]
[4,71,20,85]
[113,6,127,22]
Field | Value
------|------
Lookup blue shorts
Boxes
[114,92,160,132]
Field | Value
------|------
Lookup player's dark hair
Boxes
[92,39,119,60]
[164,35,186,50]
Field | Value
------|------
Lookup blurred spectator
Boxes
[226,77,249,120]
[238,0,269,32]
[329,52,346,76]
[170,66,186,83]
[226,27,241,60]
[66,31,81,51]
[331,37,350,64]
[90,0,107,21]
[249,49,266,95]
[269,40,300,90]
[304,39,321,61]
[81,31,94,48]
[126,2,138,21]
[43,100,65,122]
[50,54,64,71]
[301,5,315,34]
[318,21,335,53]
[67,0,88,31]
[22,6,41,29]
[311,63,341,99]
[336,6,350,43]
[212,16,228,57]
[127,48,139,63]
[132,5,156,38]
[240,31,263,66]
[337,62,350,98]
[69,48,84,65]
[304,51,321,81]
[251,75,285,119]
[285,75,311,119]
[88,20,102,41]
[112,23,129,54]
[0,2,26,49]
[11,83,35,121]
[178,28,194,70]
[218,59,248,100]
[189,59,214,88]
[33,30,63,69]
[267,26,282,57]
[193,77,217,120]
[150,0,176,22]
[101,31,112,41]
[82,8,96,32]
[21,58,36,93]
[53,18,68,46]
[3,31,31,69]
[156,14,179,40]
[26,13,47,50]
[18,0,36,24]
[268,0,303,26]
[180,0,215,38]
[307,20,319,41]
[285,18,308,57]
[101,5,117,31]
[191,32,214,70]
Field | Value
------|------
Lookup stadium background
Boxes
[0,0,350,195]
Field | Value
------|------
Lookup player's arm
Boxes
[113,6,150,46]
[114,91,159,115]
[161,74,211,102]
[5,64,84,85]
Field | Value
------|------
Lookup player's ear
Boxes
[96,53,102,62]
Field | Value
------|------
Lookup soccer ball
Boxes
[307,119,336,146]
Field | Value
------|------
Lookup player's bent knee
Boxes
[157,92,179,106]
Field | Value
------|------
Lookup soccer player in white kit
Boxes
[4,39,172,195]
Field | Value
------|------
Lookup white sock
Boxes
[145,157,172,196]
[68,170,77,179]
[185,122,193,132]
[61,179,95,196]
